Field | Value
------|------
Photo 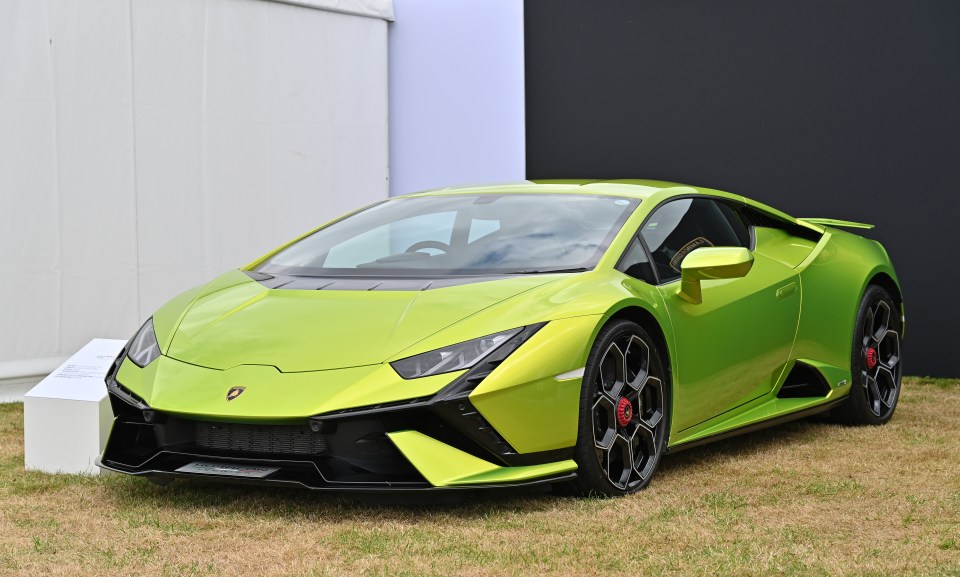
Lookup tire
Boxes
[832,285,903,425]
[570,319,670,497]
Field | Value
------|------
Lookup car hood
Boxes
[164,272,561,372]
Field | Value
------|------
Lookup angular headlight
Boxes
[390,328,522,379]
[127,319,161,368]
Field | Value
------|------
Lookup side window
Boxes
[715,202,751,248]
[640,198,749,283]
[617,236,657,284]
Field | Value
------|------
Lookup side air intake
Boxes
[777,361,832,398]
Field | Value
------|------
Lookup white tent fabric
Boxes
[0,0,391,380]
[272,0,394,21]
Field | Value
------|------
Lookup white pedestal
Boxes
[23,339,126,475]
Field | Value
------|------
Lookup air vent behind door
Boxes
[777,362,832,398]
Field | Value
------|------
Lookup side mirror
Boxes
[677,247,754,304]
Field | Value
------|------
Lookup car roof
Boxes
[404,179,699,201]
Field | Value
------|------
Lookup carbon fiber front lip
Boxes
[95,457,577,492]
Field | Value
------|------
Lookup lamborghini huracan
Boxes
[98,180,904,496]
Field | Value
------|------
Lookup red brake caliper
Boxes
[865,347,878,369]
[616,397,633,427]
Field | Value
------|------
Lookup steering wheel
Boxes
[404,240,451,254]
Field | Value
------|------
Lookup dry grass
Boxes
[0,377,958,576]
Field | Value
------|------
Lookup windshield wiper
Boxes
[506,267,590,275]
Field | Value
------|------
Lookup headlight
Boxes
[390,328,522,379]
[127,319,161,368]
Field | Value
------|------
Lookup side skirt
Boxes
[665,396,846,453]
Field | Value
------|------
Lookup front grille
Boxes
[194,422,327,456]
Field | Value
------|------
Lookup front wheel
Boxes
[832,285,903,425]
[571,320,670,496]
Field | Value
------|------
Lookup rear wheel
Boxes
[833,285,902,425]
[571,320,670,496]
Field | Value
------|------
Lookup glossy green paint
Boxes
[674,393,837,447]
[115,354,462,423]
[667,357,851,446]
[113,179,902,487]
[116,268,672,429]
[165,272,561,372]
[151,285,204,353]
[469,315,602,453]
[753,227,818,268]
[792,229,901,370]
[677,247,755,304]
[384,269,666,362]
[660,248,803,433]
[386,430,577,486]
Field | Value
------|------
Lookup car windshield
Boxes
[256,194,639,277]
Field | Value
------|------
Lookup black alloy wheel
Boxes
[833,285,903,425]
[571,320,669,496]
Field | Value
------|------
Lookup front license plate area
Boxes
[176,461,279,479]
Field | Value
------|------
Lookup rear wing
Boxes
[797,217,874,230]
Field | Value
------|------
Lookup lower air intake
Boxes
[194,422,327,455]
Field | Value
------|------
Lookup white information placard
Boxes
[24,339,126,475]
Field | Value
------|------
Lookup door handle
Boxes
[776,282,798,300]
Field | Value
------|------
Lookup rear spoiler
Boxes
[797,217,874,230]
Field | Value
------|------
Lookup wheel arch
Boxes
[605,304,676,440]
[570,302,674,494]
[866,271,905,338]
[604,306,672,381]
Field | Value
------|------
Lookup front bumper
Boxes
[99,320,591,491]
[98,402,577,491]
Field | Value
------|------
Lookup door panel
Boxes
[662,252,800,431]
[637,196,800,432]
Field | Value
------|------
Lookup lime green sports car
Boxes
[99,180,904,496]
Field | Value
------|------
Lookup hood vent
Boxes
[245,271,512,291]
